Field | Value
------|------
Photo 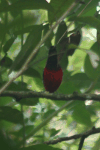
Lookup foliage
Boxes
[0,0,100,150]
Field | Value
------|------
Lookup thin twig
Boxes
[44,126,100,145]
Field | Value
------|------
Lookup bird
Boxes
[43,46,63,93]
[67,31,81,56]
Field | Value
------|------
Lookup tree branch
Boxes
[1,90,100,102]
[44,127,100,145]
[78,135,86,150]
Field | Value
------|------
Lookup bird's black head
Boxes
[46,46,60,70]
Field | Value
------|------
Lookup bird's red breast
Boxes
[43,46,63,93]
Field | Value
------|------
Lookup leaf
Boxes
[43,24,54,48]
[69,16,100,31]
[19,98,39,106]
[72,101,92,126]
[29,45,48,69]
[70,73,92,89]
[50,128,60,137]
[0,106,23,124]
[9,25,43,74]
[14,25,44,35]
[1,56,13,68]
[20,144,62,150]
[3,36,16,53]
[0,97,12,106]
[7,81,29,91]
[55,21,68,70]
[43,109,55,119]
[84,42,100,80]
[9,11,38,31]
[68,44,78,50]
[30,112,38,122]
[48,0,75,23]
[0,0,54,13]
[23,67,41,79]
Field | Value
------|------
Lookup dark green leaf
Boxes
[50,128,60,137]
[3,37,16,53]
[43,109,55,119]
[19,98,39,106]
[14,25,42,35]
[0,106,23,124]
[55,21,68,70]
[43,24,54,48]
[23,67,41,79]
[0,0,53,12]
[7,81,29,91]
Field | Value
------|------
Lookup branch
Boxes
[44,127,100,145]
[78,135,86,150]
[0,1,78,95]
[1,90,100,102]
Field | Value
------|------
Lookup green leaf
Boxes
[19,98,39,106]
[9,11,38,31]
[14,25,43,35]
[55,21,67,46]
[43,109,55,119]
[29,45,48,69]
[50,128,60,137]
[9,25,43,74]
[55,21,68,70]
[0,106,23,124]
[84,42,100,80]
[71,73,92,89]
[0,56,13,68]
[7,81,29,91]
[58,76,77,94]
[23,67,41,79]
[69,16,100,31]
[48,0,74,23]
[0,0,53,12]
[0,97,13,106]
[68,44,78,50]
[3,36,16,53]
[30,112,38,122]
[43,24,54,48]
[20,144,62,150]
[72,101,92,126]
